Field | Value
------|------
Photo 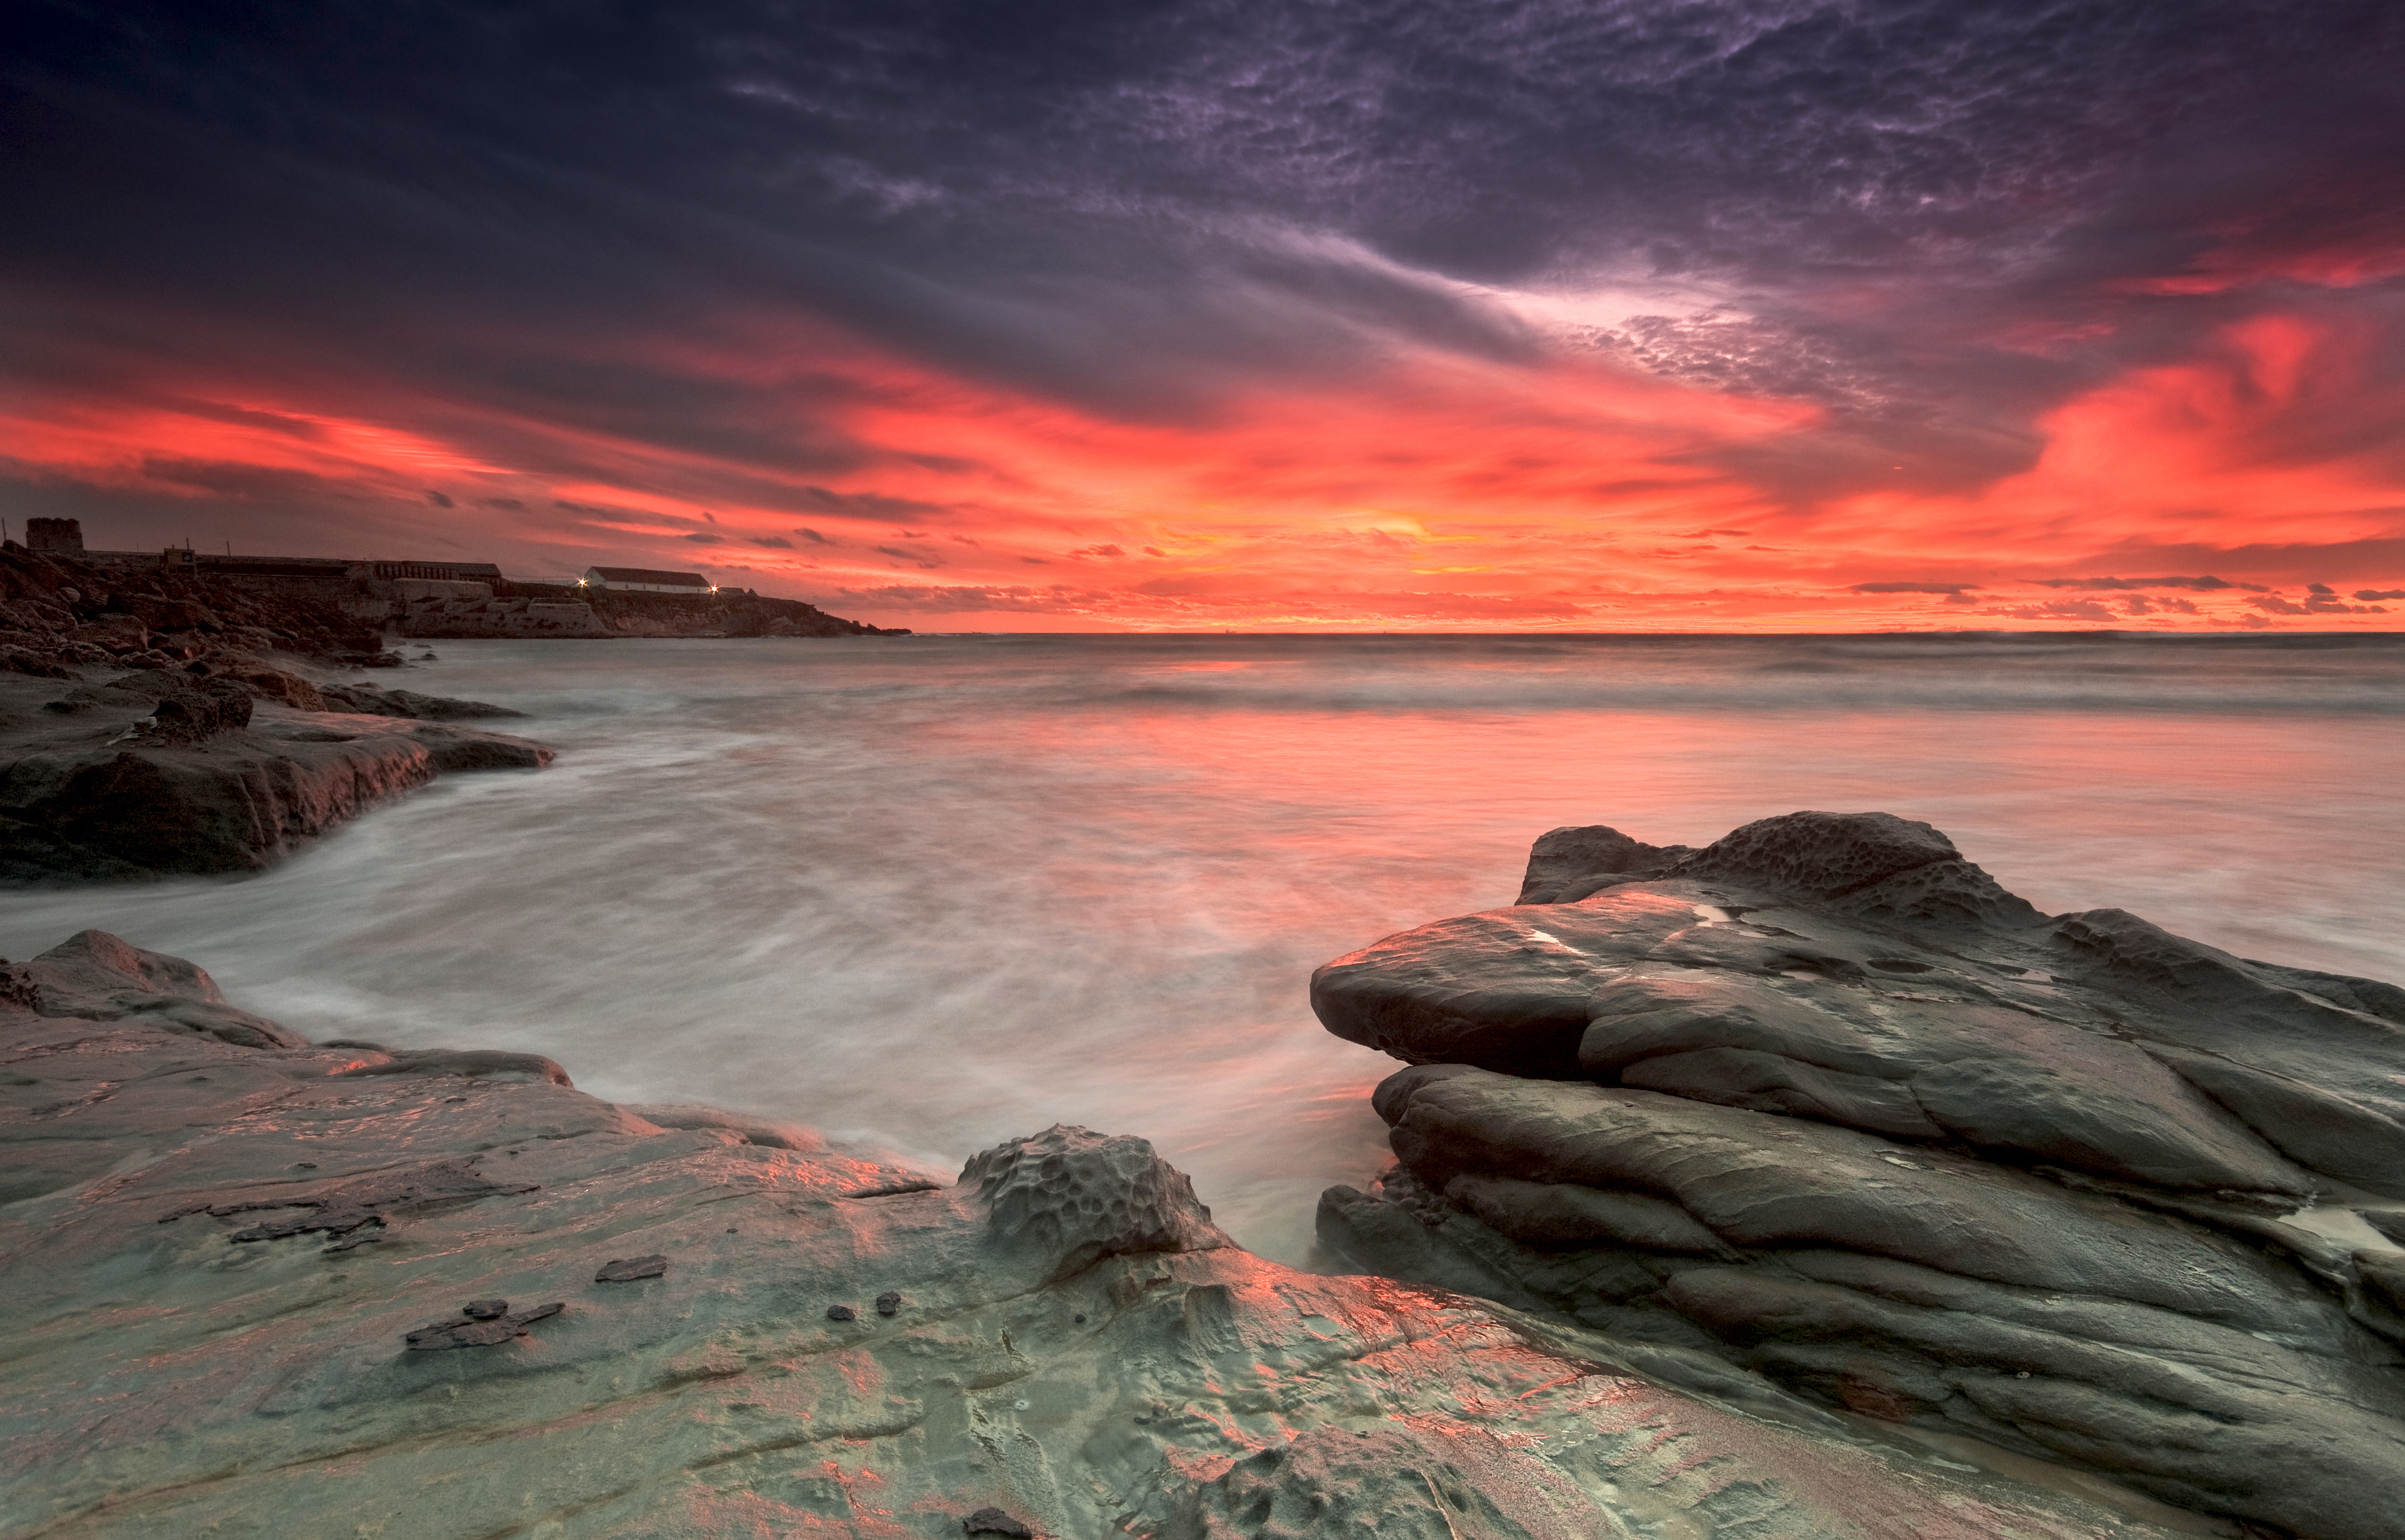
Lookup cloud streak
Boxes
[4,1,2404,627]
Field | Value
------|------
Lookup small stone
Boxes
[827,1304,856,1321]
[461,1299,509,1320]
[594,1254,668,1283]
[1073,1312,1086,1323]
[875,1290,902,1316]
[962,1506,1032,1538]
[406,1318,517,1351]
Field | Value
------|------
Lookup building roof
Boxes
[584,566,711,587]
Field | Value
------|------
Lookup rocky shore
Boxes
[2,540,560,882]
[3,929,2236,1540]
[1312,812,2405,1540]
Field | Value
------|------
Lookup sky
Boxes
[7,2,2405,631]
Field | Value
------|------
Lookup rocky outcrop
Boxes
[505,581,909,638]
[0,931,2224,1540]
[1313,811,2405,1540]
[400,584,909,640]
[2,540,386,667]
[0,668,554,882]
[317,681,525,719]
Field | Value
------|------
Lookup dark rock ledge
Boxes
[1314,811,2405,1540]
[0,663,552,883]
[4,930,2228,1539]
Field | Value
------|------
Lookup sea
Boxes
[5,631,2401,1266]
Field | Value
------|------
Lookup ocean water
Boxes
[6,631,2402,1266]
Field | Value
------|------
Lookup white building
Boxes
[580,566,716,595]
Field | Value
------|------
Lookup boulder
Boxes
[1314,811,2405,1540]
[145,679,254,743]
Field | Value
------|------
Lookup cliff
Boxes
[0,930,2213,1540]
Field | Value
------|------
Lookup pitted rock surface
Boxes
[962,1123,1231,1281]
[1313,811,2405,1540]
[1666,810,1960,898]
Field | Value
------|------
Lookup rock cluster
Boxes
[1,541,385,671]
[3,930,2217,1539]
[1313,811,2405,1540]
[1,654,553,882]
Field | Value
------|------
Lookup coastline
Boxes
[6,636,2405,1536]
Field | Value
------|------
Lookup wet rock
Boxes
[621,1101,823,1151]
[1165,1426,1578,1540]
[146,679,253,744]
[404,1302,562,1351]
[963,1124,1231,1283]
[20,930,305,1048]
[334,1048,573,1086]
[0,959,36,1012]
[3,649,75,679]
[318,682,526,720]
[195,1161,540,1246]
[0,662,555,883]
[2360,1252,2405,1315]
[234,666,327,711]
[1312,810,2405,1540]
[595,1255,667,1282]
[1515,824,1692,905]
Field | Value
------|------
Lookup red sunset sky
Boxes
[8,2,2405,631]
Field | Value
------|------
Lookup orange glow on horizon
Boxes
[8,308,2402,631]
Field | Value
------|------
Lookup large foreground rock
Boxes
[1313,811,2405,1540]
[0,668,552,881]
[3,933,2212,1540]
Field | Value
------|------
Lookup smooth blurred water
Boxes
[5,631,2402,1266]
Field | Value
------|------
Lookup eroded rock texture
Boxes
[1315,811,2405,1540]
[4,932,2208,1540]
